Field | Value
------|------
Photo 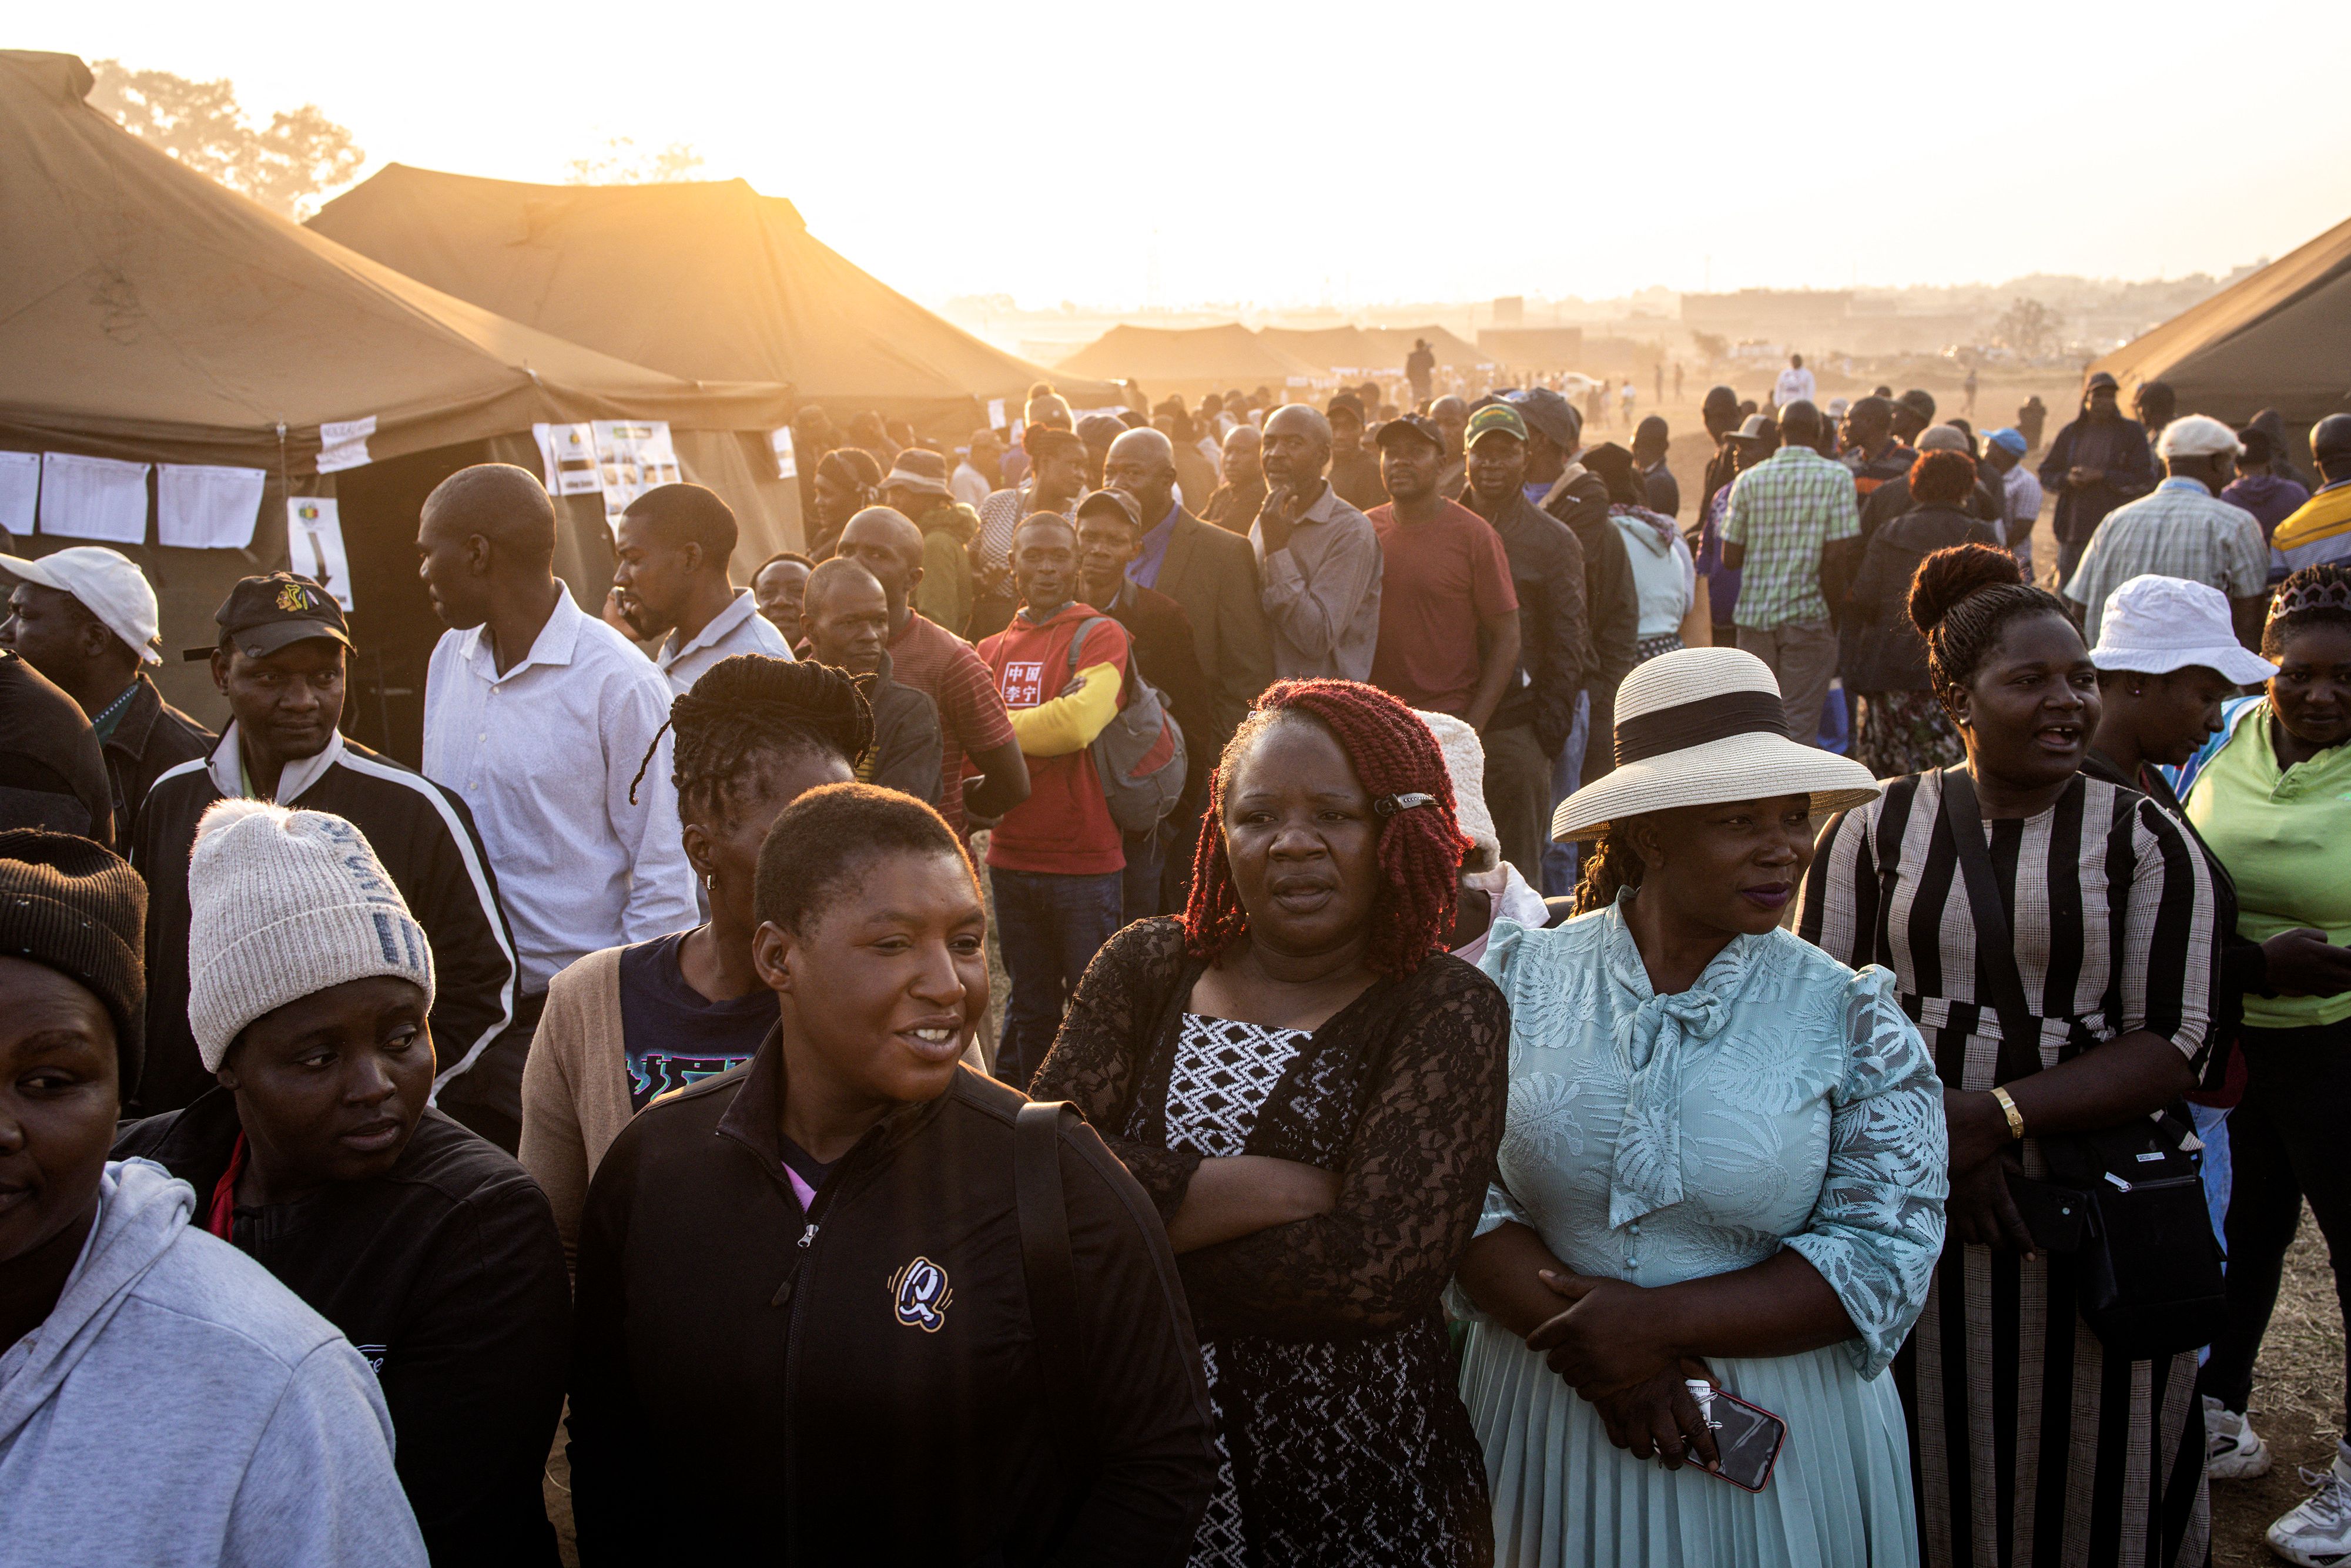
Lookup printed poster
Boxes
[532,423,603,495]
[287,496,354,611]
[590,420,681,531]
[986,398,1007,431]
[769,427,798,480]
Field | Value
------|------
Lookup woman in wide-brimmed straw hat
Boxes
[1451,645,1947,1567]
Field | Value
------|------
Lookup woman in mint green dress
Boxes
[1453,647,1948,1567]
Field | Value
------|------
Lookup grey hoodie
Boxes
[0,1160,426,1567]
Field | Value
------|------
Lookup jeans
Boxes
[1736,619,1839,746]
[1481,723,1553,889]
[2198,1020,2351,1433]
[1121,823,1168,926]
[1540,693,1590,899]
[2055,533,2090,589]
[989,867,1124,1092]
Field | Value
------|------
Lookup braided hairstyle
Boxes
[1183,679,1470,979]
[630,655,873,824]
[2262,562,2351,658]
[1907,543,2071,712]
[1570,826,1643,916]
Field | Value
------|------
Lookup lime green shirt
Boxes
[2186,699,2351,1028]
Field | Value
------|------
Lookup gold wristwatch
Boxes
[1990,1085,2026,1141]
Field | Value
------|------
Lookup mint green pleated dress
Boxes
[1459,904,1948,1567]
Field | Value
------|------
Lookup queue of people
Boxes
[2,372,2349,1568]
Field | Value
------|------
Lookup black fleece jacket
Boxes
[567,1036,1217,1566]
[114,1096,570,1566]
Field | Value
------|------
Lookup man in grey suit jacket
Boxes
[1105,428,1275,903]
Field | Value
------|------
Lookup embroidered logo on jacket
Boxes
[888,1256,953,1332]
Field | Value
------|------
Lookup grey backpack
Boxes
[1063,616,1186,833]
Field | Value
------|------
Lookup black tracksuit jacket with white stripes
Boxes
[130,734,517,1114]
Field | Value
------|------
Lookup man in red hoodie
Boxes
[976,512,1133,1089]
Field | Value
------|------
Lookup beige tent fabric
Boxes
[1260,324,1488,377]
[0,53,793,474]
[310,165,1111,430]
[1055,323,1320,390]
[2092,215,2351,438]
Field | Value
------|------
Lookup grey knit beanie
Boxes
[186,800,435,1071]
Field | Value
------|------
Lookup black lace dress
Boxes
[1032,918,1508,1568]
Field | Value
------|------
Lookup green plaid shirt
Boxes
[1722,446,1861,627]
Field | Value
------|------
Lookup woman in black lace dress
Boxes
[1032,679,1509,1568]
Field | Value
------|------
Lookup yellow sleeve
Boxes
[1009,661,1124,757]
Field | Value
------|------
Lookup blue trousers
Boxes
[1540,693,1590,900]
[990,867,1123,1091]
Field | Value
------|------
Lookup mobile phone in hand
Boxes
[1686,1382,1787,1493]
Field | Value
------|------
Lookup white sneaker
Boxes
[2207,1395,2273,1480]
[2268,1451,2351,1566]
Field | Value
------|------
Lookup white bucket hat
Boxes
[2087,574,2278,685]
[1551,646,1881,842]
[1414,709,1499,873]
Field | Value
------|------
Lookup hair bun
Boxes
[1908,543,2024,638]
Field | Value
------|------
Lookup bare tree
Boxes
[89,60,363,220]
[1992,298,2063,359]
[564,137,705,185]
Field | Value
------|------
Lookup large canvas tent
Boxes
[310,166,1114,433]
[1259,324,1487,377]
[0,50,796,756]
[1054,324,1318,395]
[2091,216,2351,447]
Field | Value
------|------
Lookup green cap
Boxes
[1465,404,1529,445]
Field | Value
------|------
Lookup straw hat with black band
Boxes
[1552,647,1881,842]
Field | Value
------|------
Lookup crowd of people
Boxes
[1,361,2349,1568]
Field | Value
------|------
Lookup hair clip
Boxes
[1374,792,1436,817]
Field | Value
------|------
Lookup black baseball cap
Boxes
[187,572,352,661]
[1375,413,1446,453]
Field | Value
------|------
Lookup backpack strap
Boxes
[1015,1100,1094,1484]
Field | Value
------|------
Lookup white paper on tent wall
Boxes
[589,421,681,532]
[316,415,376,474]
[0,453,36,537]
[1007,418,1025,445]
[987,399,1006,431]
[286,497,354,611]
[769,427,798,480]
[156,464,265,549]
[531,423,602,495]
[38,453,149,544]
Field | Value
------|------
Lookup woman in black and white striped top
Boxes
[1797,545,2217,1568]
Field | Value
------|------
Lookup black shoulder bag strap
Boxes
[1015,1100,1096,1487]
[1937,766,2044,1087]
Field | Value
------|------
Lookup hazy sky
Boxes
[28,1,2351,310]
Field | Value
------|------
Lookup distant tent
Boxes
[1055,324,1318,392]
[0,51,795,753]
[2091,216,2351,447]
[1261,325,1486,378]
[310,165,1114,431]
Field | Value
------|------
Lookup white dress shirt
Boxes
[655,588,792,695]
[424,586,698,990]
[952,461,993,510]
[1773,366,1817,407]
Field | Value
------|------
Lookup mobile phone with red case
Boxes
[1696,1386,1787,1493]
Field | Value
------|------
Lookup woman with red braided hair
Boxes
[1031,678,1509,1567]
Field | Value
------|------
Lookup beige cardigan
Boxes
[517,945,632,1268]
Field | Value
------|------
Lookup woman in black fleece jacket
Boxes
[566,784,1216,1565]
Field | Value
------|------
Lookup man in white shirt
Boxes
[417,463,699,1148]
[611,483,791,695]
[952,430,1000,511]
[1983,427,2043,578]
[1773,354,1816,411]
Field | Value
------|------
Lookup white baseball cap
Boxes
[0,547,162,665]
[2087,574,2278,686]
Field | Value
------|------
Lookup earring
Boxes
[703,872,716,890]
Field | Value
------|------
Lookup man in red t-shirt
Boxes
[975,512,1132,1089]
[833,508,1029,837]
[1364,414,1522,728]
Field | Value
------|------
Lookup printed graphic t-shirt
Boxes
[616,930,779,1111]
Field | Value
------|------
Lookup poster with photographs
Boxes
[590,420,681,531]
[533,422,604,496]
[286,496,354,611]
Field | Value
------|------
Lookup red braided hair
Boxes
[1182,679,1472,978]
